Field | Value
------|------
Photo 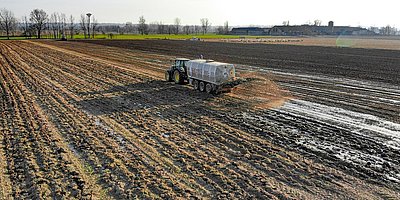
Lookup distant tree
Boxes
[21,16,31,38]
[282,20,290,26]
[223,21,230,34]
[91,17,98,38]
[49,12,58,39]
[216,26,224,34]
[167,24,174,35]
[194,25,201,34]
[183,25,191,35]
[30,9,48,39]
[200,18,210,34]
[0,8,18,39]
[80,14,87,38]
[60,13,66,39]
[148,22,158,34]
[379,25,397,35]
[123,22,135,34]
[69,15,75,39]
[314,19,322,26]
[368,26,379,34]
[174,18,181,34]
[138,16,148,35]
[156,21,165,34]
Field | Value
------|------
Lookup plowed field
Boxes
[0,40,399,199]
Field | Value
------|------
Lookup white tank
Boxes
[187,59,235,85]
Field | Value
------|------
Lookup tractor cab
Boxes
[172,58,190,72]
[165,58,190,84]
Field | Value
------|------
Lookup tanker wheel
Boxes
[173,70,183,84]
[193,80,199,90]
[205,83,213,94]
[199,82,205,92]
[165,71,172,82]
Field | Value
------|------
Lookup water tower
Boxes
[86,13,92,38]
[328,21,334,33]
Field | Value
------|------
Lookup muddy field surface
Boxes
[0,40,399,199]
[77,39,400,86]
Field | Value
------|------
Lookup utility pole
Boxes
[86,13,92,38]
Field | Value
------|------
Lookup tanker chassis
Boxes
[165,58,236,94]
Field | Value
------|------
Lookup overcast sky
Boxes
[1,0,399,27]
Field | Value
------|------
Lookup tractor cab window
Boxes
[182,60,188,67]
[175,60,187,67]
[175,60,181,67]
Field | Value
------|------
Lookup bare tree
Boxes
[30,9,48,39]
[124,22,135,34]
[91,17,98,38]
[368,26,379,34]
[282,21,290,26]
[60,13,66,39]
[49,12,58,39]
[183,25,191,35]
[223,21,229,34]
[138,16,148,35]
[314,19,322,26]
[148,22,158,34]
[167,24,174,35]
[194,25,201,35]
[80,14,87,38]
[21,16,31,38]
[379,25,397,35]
[174,18,181,34]
[200,18,210,34]
[0,8,18,39]
[216,26,224,34]
[156,21,165,34]
[69,15,75,39]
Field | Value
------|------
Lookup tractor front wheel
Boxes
[165,71,172,82]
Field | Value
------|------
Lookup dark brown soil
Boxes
[77,39,400,85]
[0,40,399,199]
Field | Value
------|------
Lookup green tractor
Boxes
[165,58,190,84]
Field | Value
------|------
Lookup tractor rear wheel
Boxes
[165,71,172,82]
[199,82,205,92]
[173,70,183,84]
[205,83,213,94]
[193,80,199,90]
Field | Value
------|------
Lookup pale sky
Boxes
[1,0,399,27]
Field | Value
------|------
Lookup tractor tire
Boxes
[165,71,172,82]
[205,83,213,94]
[193,80,199,90]
[173,70,183,84]
[199,81,205,92]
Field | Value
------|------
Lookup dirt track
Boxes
[0,40,399,199]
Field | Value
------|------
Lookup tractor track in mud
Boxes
[0,40,399,199]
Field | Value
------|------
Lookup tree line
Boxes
[0,8,231,39]
[134,17,221,35]
[0,8,98,39]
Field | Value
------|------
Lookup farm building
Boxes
[230,27,271,35]
[270,21,375,36]
[230,21,375,36]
